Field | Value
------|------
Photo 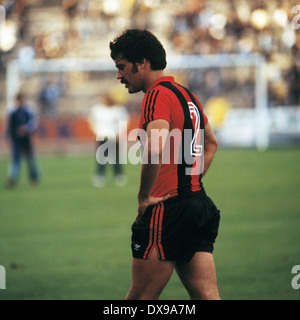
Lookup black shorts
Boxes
[131,189,220,263]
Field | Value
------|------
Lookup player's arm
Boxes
[202,121,218,178]
[137,119,170,223]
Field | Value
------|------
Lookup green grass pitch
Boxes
[0,149,299,300]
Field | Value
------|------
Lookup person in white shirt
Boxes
[88,93,129,187]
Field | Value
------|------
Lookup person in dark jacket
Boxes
[5,92,40,188]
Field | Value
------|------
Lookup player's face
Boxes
[114,57,145,94]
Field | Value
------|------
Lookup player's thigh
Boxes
[127,250,175,300]
[175,252,219,300]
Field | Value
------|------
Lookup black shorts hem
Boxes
[131,241,215,263]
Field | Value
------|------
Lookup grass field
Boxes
[0,148,299,300]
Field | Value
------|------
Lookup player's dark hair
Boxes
[110,29,167,70]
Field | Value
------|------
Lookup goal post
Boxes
[6,53,269,149]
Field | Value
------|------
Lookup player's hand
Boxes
[136,194,170,224]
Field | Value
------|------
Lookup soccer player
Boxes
[110,29,221,300]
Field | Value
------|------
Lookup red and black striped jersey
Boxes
[139,76,208,198]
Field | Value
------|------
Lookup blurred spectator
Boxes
[38,79,62,115]
[18,42,35,77]
[88,93,129,187]
[4,92,40,188]
[287,64,300,106]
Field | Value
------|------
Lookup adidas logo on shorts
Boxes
[133,244,141,251]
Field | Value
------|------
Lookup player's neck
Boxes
[143,70,165,93]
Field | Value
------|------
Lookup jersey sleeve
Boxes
[140,88,171,127]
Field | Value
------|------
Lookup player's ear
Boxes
[139,58,149,70]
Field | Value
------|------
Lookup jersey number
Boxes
[188,102,203,157]
[186,102,204,175]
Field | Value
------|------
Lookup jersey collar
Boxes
[147,76,175,93]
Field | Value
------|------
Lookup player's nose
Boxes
[117,70,122,80]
